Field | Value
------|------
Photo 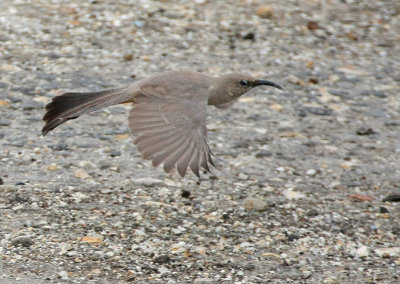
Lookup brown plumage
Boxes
[42,70,282,177]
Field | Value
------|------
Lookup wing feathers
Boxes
[151,136,187,167]
[136,129,180,152]
[177,142,196,177]
[140,131,183,159]
[128,87,214,177]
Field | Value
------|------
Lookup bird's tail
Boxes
[42,87,129,136]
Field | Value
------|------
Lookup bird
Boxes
[42,70,282,177]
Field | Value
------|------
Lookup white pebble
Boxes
[306,169,317,176]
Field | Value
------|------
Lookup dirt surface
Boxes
[1,0,400,283]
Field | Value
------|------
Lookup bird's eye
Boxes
[240,80,248,86]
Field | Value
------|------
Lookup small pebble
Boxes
[306,169,317,176]
[133,178,163,187]
[74,168,90,179]
[302,271,312,279]
[282,188,305,200]
[158,266,170,276]
[286,233,299,242]
[58,271,69,280]
[11,236,34,247]
[307,209,319,217]
[372,90,387,98]
[379,206,389,213]
[355,245,370,258]
[323,277,339,284]
[123,54,133,61]
[375,247,400,258]
[94,251,104,258]
[382,195,400,202]
[105,251,114,258]
[0,119,11,126]
[255,151,272,158]
[153,254,170,264]
[356,127,376,135]
[66,251,78,257]
[46,164,59,171]
[256,6,274,18]
[307,21,319,31]
[72,192,90,203]
[181,190,191,198]
[243,197,269,212]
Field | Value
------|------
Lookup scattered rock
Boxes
[109,150,121,157]
[170,241,188,254]
[243,197,269,212]
[323,277,339,284]
[105,251,114,258]
[11,236,34,247]
[307,21,319,31]
[58,271,69,280]
[307,209,319,217]
[59,243,73,255]
[379,206,389,213]
[349,194,375,202]
[355,245,370,258]
[0,119,11,126]
[153,254,170,264]
[255,150,272,158]
[242,32,255,41]
[158,266,170,276]
[0,99,9,106]
[194,278,214,283]
[286,233,299,242]
[80,236,103,244]
[383,195,400,202]
[72,192,90,203]
[356,127,376,135]
[372,90,387,98]
[288,74,305,85]
[133,178,163,187]
[181,190,191,198]
[375,247,400,258]
[302,270,312,279]
[304,106,332,116]
[256,6,274,18]
[306,169,317,176]
[282,188,306,200]
[392,226,400,235]
[74,168,90,179]
[115,133,129,140]
[123,54,134,61]
[270,103,283,111]
[46,164,59,171]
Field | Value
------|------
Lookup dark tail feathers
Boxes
[42,87,128,136]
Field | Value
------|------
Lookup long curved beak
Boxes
[254,79,283,90]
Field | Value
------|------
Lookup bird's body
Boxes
[42,70,282,177]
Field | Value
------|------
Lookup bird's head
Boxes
[209,73,282,105]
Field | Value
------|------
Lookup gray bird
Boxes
[42,70,282,177]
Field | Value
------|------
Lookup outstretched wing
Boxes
[128,85,215,177]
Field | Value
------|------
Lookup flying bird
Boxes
[42,70,282,177]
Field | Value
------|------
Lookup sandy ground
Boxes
[1,0,400,283]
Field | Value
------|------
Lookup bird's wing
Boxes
[128,85,215,177]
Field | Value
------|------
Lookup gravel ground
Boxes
[1,0,400,283]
